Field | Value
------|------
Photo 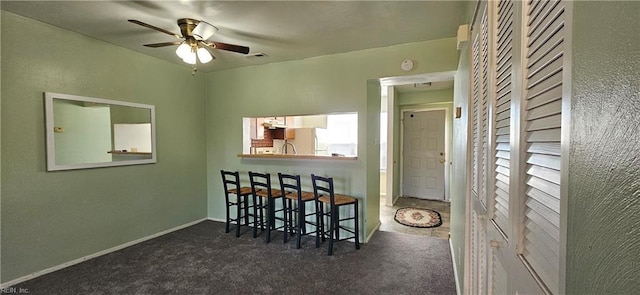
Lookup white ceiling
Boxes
[1,0,468,73]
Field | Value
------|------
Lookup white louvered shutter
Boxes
[470,210,479,294]
[490,247,509,295]
[492,0,515,236]
[480,6,490,208]
[472,32,481,197]
[520,0,565,294]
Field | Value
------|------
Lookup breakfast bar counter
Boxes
[237,154,357,161]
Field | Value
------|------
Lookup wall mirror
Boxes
[241,112,358,156]
[44,92,156,171]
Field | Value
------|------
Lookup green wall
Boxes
[205,38,459,239]
[451,40,470,293]
[566,1,640,294]
[1,11,208,283]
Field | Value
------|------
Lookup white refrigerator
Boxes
[288,127,329,155]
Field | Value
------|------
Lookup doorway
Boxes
[378,71,455,238]
[401,109,447,201]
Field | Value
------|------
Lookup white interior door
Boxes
[402,109,446,200]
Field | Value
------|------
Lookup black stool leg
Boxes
[315,202,322,248]
[253,196,259,238]
[225,199,231,234]
[265,197,273,243]
[354,202,360,250]
[282,196,288,243]
[243,195,250,225]
[236,195,242,237]
[328,205,337,256]
[296,202,304,249]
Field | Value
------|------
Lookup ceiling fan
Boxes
[128,18,250,73]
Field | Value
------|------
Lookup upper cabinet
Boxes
[250,117,266,139]
[249,116,296,140]
[293,115,327,128]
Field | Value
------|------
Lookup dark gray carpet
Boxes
[13,220,456,294]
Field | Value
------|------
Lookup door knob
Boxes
[439,159,446,163]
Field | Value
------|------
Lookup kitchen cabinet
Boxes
[271,127,295,140]
[250,117,265,139]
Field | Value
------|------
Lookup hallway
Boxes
[379,196,451,239]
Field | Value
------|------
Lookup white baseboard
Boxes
[0,218,206,289]
[365,221,381,243]
[208,217,225,223]
[450,238,462,295]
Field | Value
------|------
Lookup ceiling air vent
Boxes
[413,82,432,88]
[246,52,268,59]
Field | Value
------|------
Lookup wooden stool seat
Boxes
[318,194,356,206]
[284,191,316,202]
[227,187,254,196]
[255,189,283,199]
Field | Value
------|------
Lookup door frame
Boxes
[399,106,451,201]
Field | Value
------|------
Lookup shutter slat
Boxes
[527,142,561,156]
[527,165,561,185]
[496,157,510,168]
[525,221,561,257]
[496,108,510,121]
[523,254,560,295]
[527,28,563,70]
[526,129,561,142]
[523,239,560,284]
[526,99,562,119]
[524,208,560,242]
[526,186,561,215]
[528,1,563,48]
[496,165,510,177]
[526,113,562,131]
[496,150,510,161]
[527,153,561,170]
[496,134,510,143]
[527,83,563,110]
[526,194,560,226]
[496,143,510,152]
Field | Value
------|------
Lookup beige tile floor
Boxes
[379,196,450,239]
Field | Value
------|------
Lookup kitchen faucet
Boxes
[282,142,298,155]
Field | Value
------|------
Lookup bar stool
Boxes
[278,173,319,249]
[311,174,360,255]
[220,170,256,237]
[249,171,286,243]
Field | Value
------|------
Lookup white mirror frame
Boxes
[44,92,156,171]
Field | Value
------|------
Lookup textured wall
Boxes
[566,1,640,294]
[1,11,207,283]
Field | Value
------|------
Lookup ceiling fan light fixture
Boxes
[196,47,213,63]
[192,21,218,41]
[175,43,191,59]
[182,52,197,65]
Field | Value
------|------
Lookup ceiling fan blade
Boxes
[204,41,250,55]
[128,19,182,39]
[143,41,183,48]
